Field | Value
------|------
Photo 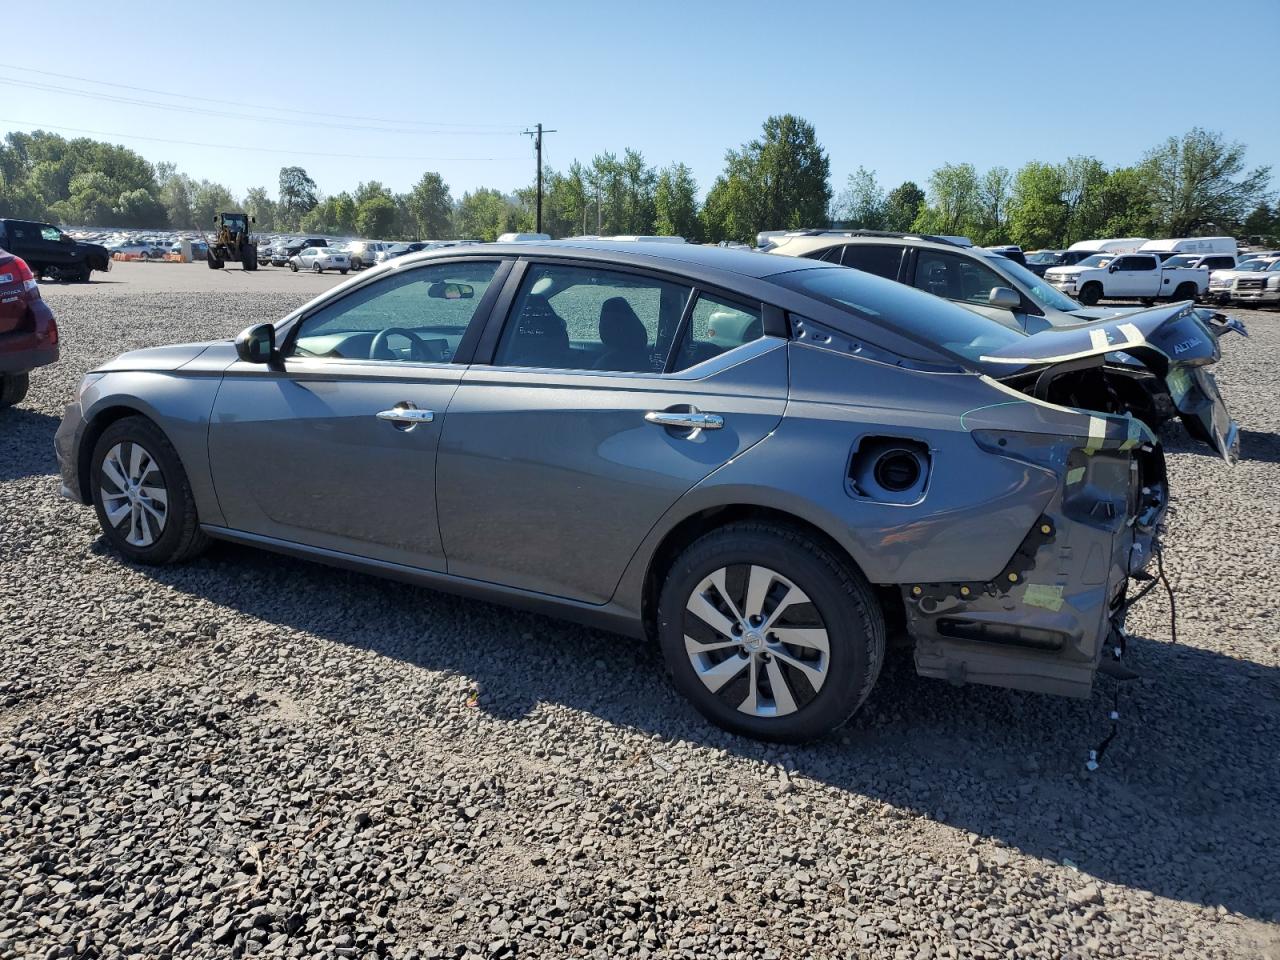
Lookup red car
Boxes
[0,248,58,408]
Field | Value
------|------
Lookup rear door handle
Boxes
[376,402,435,432]
[645,410,724,437]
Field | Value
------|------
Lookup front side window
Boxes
[980,253,1082,315]
[840,244,904,280]
[494,263,690,372]
[290,260,500,363]
[913,250,1005,305]
[40,226,62,242]
[670,293,763,371]
[1113,256,1155,271]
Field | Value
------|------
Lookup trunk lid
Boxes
[977,303,1239,461]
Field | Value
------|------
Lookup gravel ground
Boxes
[2,268,1278,960]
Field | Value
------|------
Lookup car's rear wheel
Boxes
[90,416,209,565]
[313,262,324,274]
[339,268,349,275]
[1173,282,1197,301]
[0,372,30,409]
[658,522,885,742]
[1078,282,1102,306]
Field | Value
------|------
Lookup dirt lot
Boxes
[2,262,1278,959]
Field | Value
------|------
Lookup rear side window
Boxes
[494,263,691,373]
[839,244,904,280]
[670,293,763,372]
[1114,256,1156,271]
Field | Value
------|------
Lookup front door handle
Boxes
[645,409,724,437]
[376,402,435,432]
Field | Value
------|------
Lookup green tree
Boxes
[278,166,318,229]
[1095,166,1156,239]
[883,181,925,231]
[545,164,590,238]
[406,172,453,239]
[654,162,700,239]
[1139,127,1272,236]
[243,186,277,232]
[356,195,397,238]
[191,180,237,230]
[914,162,980,236]
[156,162,195,229]
[701,115,831,243]
[834,166,885,229]
[973,165,1011,245]
[454,187,516,241]
[1007,161,1068,249]
[1241,202,1278,240]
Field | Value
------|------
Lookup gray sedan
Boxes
[53,241,1233,741]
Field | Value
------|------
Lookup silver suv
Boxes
[763,230,1140,332]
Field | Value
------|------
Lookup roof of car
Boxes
[762,232,983,260]
[397,239,832,281]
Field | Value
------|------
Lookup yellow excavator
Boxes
[206,212,258,270]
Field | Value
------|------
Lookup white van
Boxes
[1139,237,1237,259]
[1066,237,1150,254]
[496,232,551,243]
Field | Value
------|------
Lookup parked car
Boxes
[0,219,111,281]
[167,239,208,260]
[346,240,389,269]
[1025,249,1107,277]
[1206,257,1280,303]
[1045,252,1208,305]
[984,245,1026,266]
[54,241,1237,742]
[1160,253,1238,273]
[1229,258,1280,306]
[282,238,330,258]
[762,231,1154,331]
[267,242,292,267]
[289,246,350,274]
[109,240,160,260]
[0,249,58,407]
[375,242,429,264]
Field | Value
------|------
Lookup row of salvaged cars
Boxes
[7,227,1249,741]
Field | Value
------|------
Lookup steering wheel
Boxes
[369,327,429,361]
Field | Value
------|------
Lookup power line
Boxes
[0,62,522,130]
[0,118,520,163]
[0,76,520,137]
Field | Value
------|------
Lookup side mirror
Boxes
[987,287,1021,310]
[235,323,278,366]
[1108,263,1120,273]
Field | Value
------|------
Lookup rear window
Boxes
[768,266,1023,363]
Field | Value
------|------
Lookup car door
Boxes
[207,258,509,571]
[435,259,789,604]
[1109,255,1159,297]
[909,249,1030,331]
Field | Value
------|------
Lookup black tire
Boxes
[289,261,298,272]
[1078,282,1102,306]
[657,522,885,742]
[339,268,349,275]
[313,262,323,274]
[78,264,92,282]
[207,256,224,270]
[1172,282,1197,301]
[89,416,209,565]
[0,372,30,409]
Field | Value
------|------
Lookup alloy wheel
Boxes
[99,441,169,547]
[683,565,829,718]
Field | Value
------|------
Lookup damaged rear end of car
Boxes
[909,302,1236,697]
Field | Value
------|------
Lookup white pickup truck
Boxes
[1044,252,1208,306]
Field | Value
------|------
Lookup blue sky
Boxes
[3,0,1276,201]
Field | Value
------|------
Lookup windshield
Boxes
[981,253,1082,315]
[1076,254,1114,268]
[1026,251,1061,264]
[1235,259,1270,271]
[1268,261,1280,272]
[768,266,1023,364]
[1163,255,1197,268]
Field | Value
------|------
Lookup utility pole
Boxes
[522,123,557,234]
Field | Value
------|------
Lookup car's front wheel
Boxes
[90,416,209,564]
[1078,282,1102,306]
[658,522,885,742]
